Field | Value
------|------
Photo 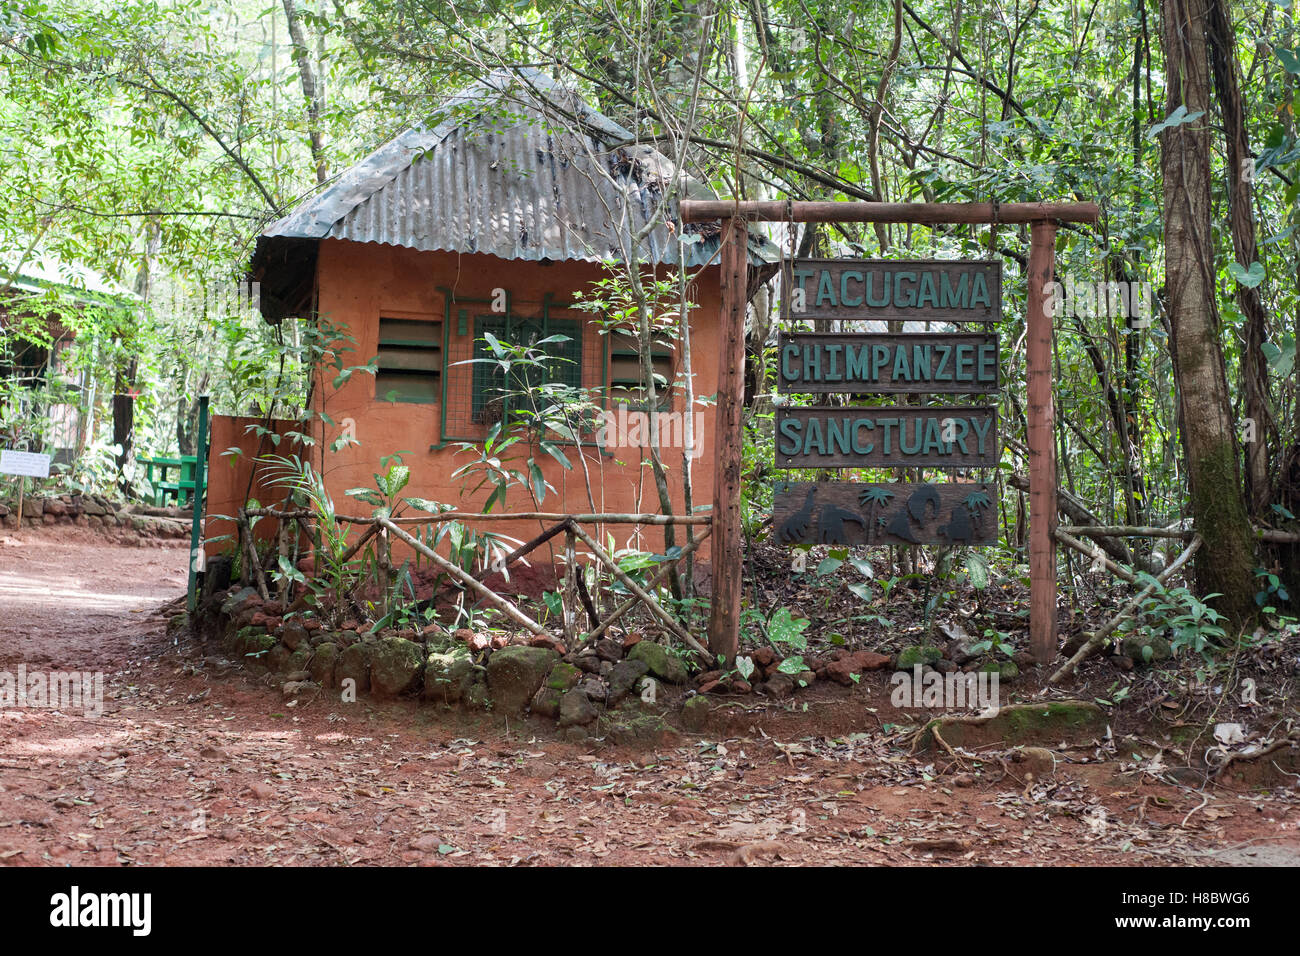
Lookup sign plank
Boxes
[775,405,998,468]
[0,450,51,478]
[786,258,1001,322]
[777,332,999,394]
[773,481,997,546]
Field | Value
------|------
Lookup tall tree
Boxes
[1158,0,1257,624]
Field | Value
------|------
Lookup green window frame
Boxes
[470,314,583,423]
[375,317,442,405]
[606,329,675,410]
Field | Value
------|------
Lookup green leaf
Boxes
[816,556,843,576]
[1277,47,1300,74]
[1228,261,1266,288]
[767,607,811,649]
[965,552,990,589]
[1146,105,1204,139]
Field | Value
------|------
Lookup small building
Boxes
[215,70,773,557]
[0,256,135,464]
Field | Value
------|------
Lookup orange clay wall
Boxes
[280,239,720,560]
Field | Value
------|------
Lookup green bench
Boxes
[137,455,199,507]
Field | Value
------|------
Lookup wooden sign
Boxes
[775,405,997,468]
[777,332,999,394]
[0,450,50,478]
[786,259,1001,322]
[773,481,997,546]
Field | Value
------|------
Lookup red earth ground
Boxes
[1,527,1298,867]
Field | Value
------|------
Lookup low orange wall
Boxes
[203,415,300,557]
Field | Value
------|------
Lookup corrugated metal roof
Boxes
[261,69,776,267]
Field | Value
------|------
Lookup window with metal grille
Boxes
[470,315,583,423]
[375,317,442,404]
[606,329,675,409]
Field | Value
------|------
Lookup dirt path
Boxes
[1,530,1296,867]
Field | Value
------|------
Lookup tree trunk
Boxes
[1206,0,1272,515]
[1159,0,1257,624]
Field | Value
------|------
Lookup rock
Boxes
[762,673,796,698]
[281,680,318,698]
[825,650,892,685]
[934,659,957,674]
[594,638,624,662]
[730,679,752,694]
[681,695,712,732]
[281,621,309,651]
[81,498,107,516]
[922,701,1108,750]
[221,586,260,616]
[309,643,339,687]
[607,659,650,704]
[896,645,943,669]
[558,688,598,727]
[528,633,566,654]
[337,642,372,693]
[545,661,582,692]
[698,680,725,695]
[424,645,475,704]
[796,670,816,687]
[751,647,777,667]
[1121,633,1173,663]
[627,641,688,684]
[265,643,292,673]
[370,636,424,696]
[1014,746,1058,779]
[462,678,491,710]
[531,661,583,717]
[580,678,607,702]
[574,652,603,675]
[979,660,1020,681]
[486,646,559,713]
[455,628,491,654]
[695,669,723,687]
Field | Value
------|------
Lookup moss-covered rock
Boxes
[923,700,1108,750]
[309,642,339,688]
[627,641,688,684]
[607,659,650,704]
[463,677,491,710]
[979,659,1020,681]
[681,695,712,733]
[424,645,475,705]
[1121,633,1173,663]
[370,636,424,697]
[558,688,598,727]
[266,643,293,673]
[337,642,372,693]
[546,661,582,691]
[896,645,943,669]
[486,646,559,713]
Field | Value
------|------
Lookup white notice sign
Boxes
[0,449,51,478]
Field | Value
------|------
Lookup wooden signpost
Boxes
[773,481,997,547]
[682,200,1100,667]
[0,449,52,530]
[775,405,998,468]
[778,332,1000,394]
[786,258,1001,321]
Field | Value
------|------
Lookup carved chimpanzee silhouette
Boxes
[883,484,941,543]
[937,505,976,543]
[816,505,867,544]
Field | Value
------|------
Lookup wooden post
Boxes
[15,476,24,530]
[707,216,748,663]
[1027,221,1059,663]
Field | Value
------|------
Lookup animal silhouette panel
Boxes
[773,482,997,546]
